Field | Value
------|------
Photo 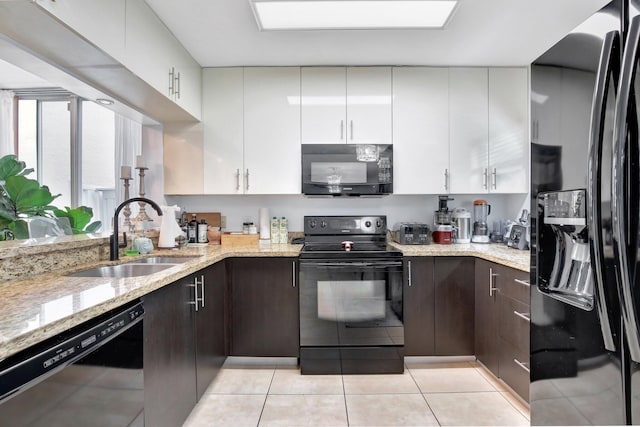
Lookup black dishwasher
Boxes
[0,300,145,426]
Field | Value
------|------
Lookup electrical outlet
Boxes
[221,216,227,229]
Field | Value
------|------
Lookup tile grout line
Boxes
[255,367,277,427]
[406,363,443,426]
[342,373,351,426]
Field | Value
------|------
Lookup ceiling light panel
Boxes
[251,0,458,30]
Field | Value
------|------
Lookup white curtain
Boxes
[114,114,142,228]
[0,90,15,157]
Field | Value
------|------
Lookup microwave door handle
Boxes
[588,30,619,352]
[612,16,640,363]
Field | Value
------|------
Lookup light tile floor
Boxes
[183,359,530,427]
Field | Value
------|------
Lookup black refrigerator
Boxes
[530,0,640,424]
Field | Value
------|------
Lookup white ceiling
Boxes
[145,0,610,67]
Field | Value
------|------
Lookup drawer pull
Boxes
[514,359,530,373]
[514,278,530,287]
[513,310,530,322]
[489,267,498,297]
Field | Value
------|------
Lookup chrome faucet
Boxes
[110,197,163,261]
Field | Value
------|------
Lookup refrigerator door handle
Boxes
[612,16,640,362]
[588,30,620,352]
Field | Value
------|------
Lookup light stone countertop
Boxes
[0,240,529,361]
[389,242,530,272]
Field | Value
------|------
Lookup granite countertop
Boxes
[389,242,530,272]
[0,241,529,362]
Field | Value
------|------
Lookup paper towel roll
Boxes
[259,208,270,240]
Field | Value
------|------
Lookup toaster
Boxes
[391,223,430,245]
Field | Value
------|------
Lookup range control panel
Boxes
[304,216,387,236]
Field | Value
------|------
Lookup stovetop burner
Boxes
[300,215,401,259]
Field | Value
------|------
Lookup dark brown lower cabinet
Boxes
[475,259,500,375]
[434,257,475,355]
[229,257,299,357]
[143,262,227,427]
[143,272,197,427]
[403,257,435,355]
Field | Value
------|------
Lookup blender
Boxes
[471,199,491,243]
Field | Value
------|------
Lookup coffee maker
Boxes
[536,189,593,310]
[433,195,453,244]
[471,199,491,243]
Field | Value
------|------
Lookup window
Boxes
[16,95,117,232]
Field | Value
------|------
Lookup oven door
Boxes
[298,258,404,374]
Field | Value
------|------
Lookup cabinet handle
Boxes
[407,260,412,287]
[245,169,250,191]
[175,71,181,100]
[340,120,344,140]
[514,278,530,287]
[514,359,530,373]
[235,168,240,191]
[292,261,296,287]
[491,168,497,190]
[489,267,498,297]
[350,120,354,140]
[444,169,449,191]
[168,67,175,96]
[200,274,205,308]
[483,168,488,189]
[513,310,530,322]
[189,279,200,312]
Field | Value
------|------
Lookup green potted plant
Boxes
[0,155,101,240]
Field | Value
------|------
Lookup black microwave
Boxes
[301,144,393,196]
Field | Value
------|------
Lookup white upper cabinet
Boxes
[125,0,201,120]
[301,67,347,144]
[35,0,126,62]
[449,68,489,194]
[488,68,529,193]
[346,67,392,144]
[243,67,301,195]
[301,67,392,144]
[202,68,244,194]
[392,67,449,194]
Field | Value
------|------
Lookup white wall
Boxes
[141,124,167,226]
[166,193,528,232]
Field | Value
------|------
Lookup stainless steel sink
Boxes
[132,256,199,264]
[67,263,175,278]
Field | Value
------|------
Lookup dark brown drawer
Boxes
[499,337,530,402]
[498,294,530,353]
[496,265,530,304]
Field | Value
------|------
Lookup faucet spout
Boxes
[110,197,163,261]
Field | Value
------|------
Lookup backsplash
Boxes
[166,194,529,232]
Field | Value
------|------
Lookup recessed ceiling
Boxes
[146,0,609,67]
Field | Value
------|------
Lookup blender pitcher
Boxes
[471,200,491,243]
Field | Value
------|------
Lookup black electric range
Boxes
[298,215,405,374]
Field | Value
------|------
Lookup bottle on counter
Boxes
[280,217,288,244]
[197,218,208,243]
[187,213,197,243]
[271,217,280,244]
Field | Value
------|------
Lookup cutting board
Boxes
[185,212,221,228]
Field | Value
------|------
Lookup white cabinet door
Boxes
[449,67,489,194]
[488,68,529,193]
[35,0,126,62]
[301,67,347,144]
[125,0,201,120]
[346,67,392,144]
[243,67,301,195]
[163,123,204,195]
[203,68,244,194]
[393,67,449,194]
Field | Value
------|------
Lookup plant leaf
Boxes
[4,176,56,214]
[0,155,27,181]
[85,221,102,233]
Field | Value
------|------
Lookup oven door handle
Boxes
[299,261,403,268]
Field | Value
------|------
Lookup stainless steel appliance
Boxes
[471,199,491,243]
[0,301,144,426]
[301,144,393,196]
[298,215,404,374]
[531,1,640,424]
[452,208,471,244]
[391,222,430,245]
